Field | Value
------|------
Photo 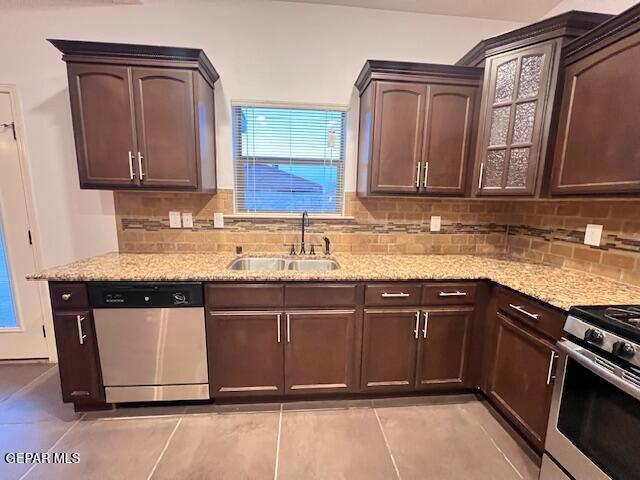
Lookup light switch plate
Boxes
[430,215,441,232]
[169,211,182,229]
[584,224,603,246]
[182,212,193,229]
[213,212,224,229]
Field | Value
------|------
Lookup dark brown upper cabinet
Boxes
[550,4,640,195]
[355,61,482,197]
[457,11,611,197]
[49,39,219,192]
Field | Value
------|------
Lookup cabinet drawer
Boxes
[285,284,358,308]
[422,283,477,305]
[50,283,89,311]
[496,289,564,340]
[205,284,283,309]
[365,283,422,307]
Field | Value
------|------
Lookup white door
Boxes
[0,88,48,359]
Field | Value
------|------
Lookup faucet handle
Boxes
[322,237,331,256]
[289,244,297,256]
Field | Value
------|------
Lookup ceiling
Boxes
[274,0,564,22]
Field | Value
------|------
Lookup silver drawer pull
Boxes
[439,291,467,297]
[414,312,420,339]
[381,292,410,298]
[286,314,291,343]
[422,311,429,339]
[61,293,71,301]
[277,314,281,343]
[137,151,145,180]
[509,304,539,320]
[128,151,135,180]
[415,162,421,188]
[76,315,87,345]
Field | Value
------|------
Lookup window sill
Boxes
[227,213,354,221]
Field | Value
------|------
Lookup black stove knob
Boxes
[612,341,635,359]
[584,328,605,344]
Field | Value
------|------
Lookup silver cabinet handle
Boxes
[478,162,484,189]
[61,293,71,301]
[76,315,87,345]
[546,351,558,385]
[509,304,540,320]
[381,292,410,298]
[128,151,135,180]
[439,291,467,297]
[423,161,429,188]
[286,314,291,343]
[414,312,420,339]
[422,311,429,339]
[277,314,281,343]
[415,162,421,188]
[137,151,145,180]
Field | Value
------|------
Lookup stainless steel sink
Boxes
[228,257,339,271]
[227,257,287,271]
[287,259,340,271]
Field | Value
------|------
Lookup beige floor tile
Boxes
[25,417,179,480]
[376,402,524,480]
[282,398,373,411]
[0,363,54,403]
[460,400,540,480]
[151,412,280,480]
[278,408,398,480]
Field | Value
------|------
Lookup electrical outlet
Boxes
[584,224,603,246]
[430,215,441,232]
[169,211,182,229]
[214,212,224,229]
[182,212,193,229]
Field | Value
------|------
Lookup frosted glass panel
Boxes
[489,107,510,146]
[0,224,17,328]
[494,59,517,102]
[518,55,544,99]
[485,150,506,188]
[507,148,530,187]
[512,101,537,144]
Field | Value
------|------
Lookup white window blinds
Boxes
[232,104,346,214]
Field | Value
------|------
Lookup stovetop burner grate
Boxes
[604,306,640,327]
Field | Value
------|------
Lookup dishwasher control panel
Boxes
[89,282,204,308]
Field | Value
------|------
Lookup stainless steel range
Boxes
[541,305,640,480]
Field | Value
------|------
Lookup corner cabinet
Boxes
[550,5,640,195]
[50,39,218,192]
[355,61,482,197]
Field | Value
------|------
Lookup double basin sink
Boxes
[228,257,339,272]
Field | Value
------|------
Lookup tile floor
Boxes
[0,362,540,480]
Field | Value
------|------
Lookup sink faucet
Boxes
[300,210,310,255]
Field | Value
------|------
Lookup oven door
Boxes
[544,339,640,480]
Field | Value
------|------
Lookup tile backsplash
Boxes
[114,192,640,286]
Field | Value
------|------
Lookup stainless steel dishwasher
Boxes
[90,282,209,403]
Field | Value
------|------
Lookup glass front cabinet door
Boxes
[474,43,556,196]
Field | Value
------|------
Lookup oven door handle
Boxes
[557,340,640,401]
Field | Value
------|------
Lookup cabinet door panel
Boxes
[475,43,555,196]
[551,31,640,194]
[488,312,556,452]
[53,310,104,404]
[132,68,198,189]
[207,311,284,397]
[284,310,356,394]
[415,308,472,388]
[422,85,476,194]
[370,82,426,193]
[67,64,138,187]
[361,309,419,392]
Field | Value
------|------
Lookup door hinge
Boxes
[28,230,33,245]
[42,325,47,338]
[1,122,16,141]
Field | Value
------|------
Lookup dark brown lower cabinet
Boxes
[284,310,357,395]
[415,308,473,388]
[207,311,284,397]
[361,309,421,392]
[488,312,556,452]
[53,310,104,405]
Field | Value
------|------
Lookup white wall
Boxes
[0,0,523,266]
[542,0,636,17]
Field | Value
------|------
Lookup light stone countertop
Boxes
[28,252,640,311]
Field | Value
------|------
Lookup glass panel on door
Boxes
[0,222,17,328]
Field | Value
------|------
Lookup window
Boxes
[232,104,346,215]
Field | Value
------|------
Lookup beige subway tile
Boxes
[601,251,636,270]
[573,247,602,263]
